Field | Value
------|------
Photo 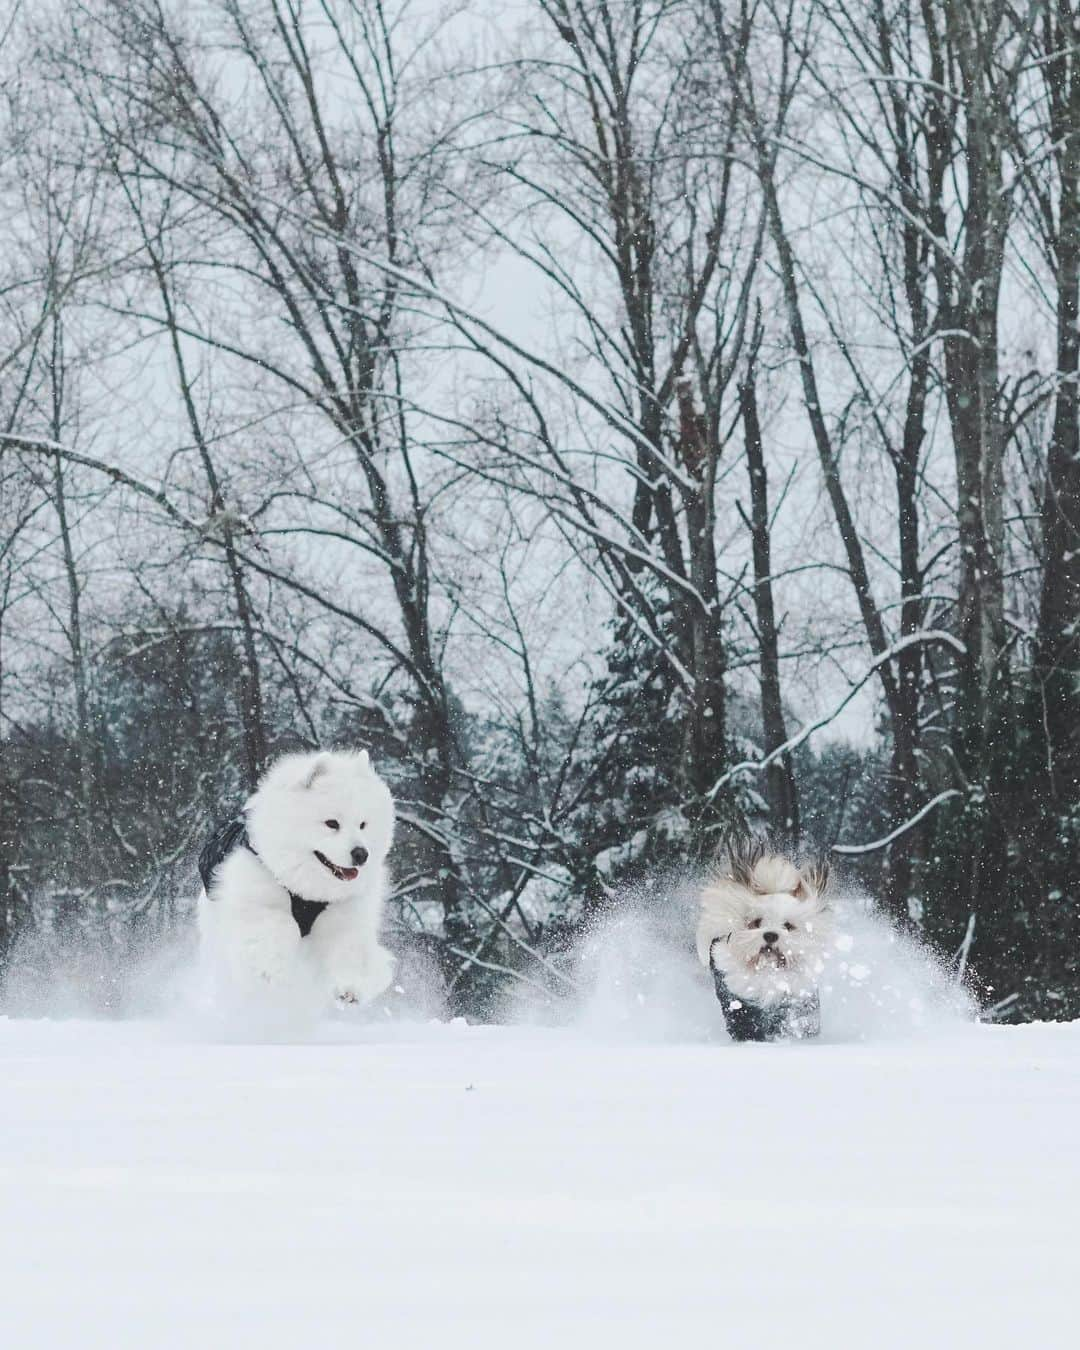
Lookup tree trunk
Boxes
[49,319,94,832]
[675,381,730,842]
[138,224,268,792]
[738,360,799,842]
[1035,10,1080,824]
[935,0,1016,952]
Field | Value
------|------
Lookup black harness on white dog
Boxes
[198,816,328,938]
[709,939,821,1042]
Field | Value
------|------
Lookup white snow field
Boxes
[1,1015,1078,1350]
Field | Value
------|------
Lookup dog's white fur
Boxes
[198,749,396,1006]
[696,846,830,1004]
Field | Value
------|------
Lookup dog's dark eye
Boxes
[784,921,796,932]
[325,819,340,831]
[359,821,367,830]
[747,917,763,929]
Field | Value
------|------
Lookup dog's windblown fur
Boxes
[696,837,831,1007]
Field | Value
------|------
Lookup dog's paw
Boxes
[330,979,381,1006]
[330,946,396,1006]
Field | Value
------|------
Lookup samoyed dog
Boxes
[198,749,396,1010]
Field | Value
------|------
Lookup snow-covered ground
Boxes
[2,1015,1077,1349]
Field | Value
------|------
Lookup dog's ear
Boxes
[724,830,765,890]
[297,753,331,790]
[796,856,831,900]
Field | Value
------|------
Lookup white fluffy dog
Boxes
[198,749,396,1008]
[696,839,831,1008]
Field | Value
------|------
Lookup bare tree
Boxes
[705,0,939,920]
[449,0,767,851]
[118,173,269,788]
[1031,2,1080,826]
[737,315,798,840]
[54,0,487,965]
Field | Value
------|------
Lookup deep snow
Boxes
[2,1015,1078,1349]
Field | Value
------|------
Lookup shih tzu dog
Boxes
[695,837,831,1041]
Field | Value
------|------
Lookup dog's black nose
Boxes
[351,846,369,867]
[762,931,779,946]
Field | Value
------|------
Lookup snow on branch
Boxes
[833,789,963,856]
[0,433,201,532]
[707,631,966,799]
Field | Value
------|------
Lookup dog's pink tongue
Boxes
[341,866,358,881]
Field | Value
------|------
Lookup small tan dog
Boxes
[696,837,831,1039]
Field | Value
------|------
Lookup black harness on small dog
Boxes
[709,939,821,1042]
[198,816,328,938]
